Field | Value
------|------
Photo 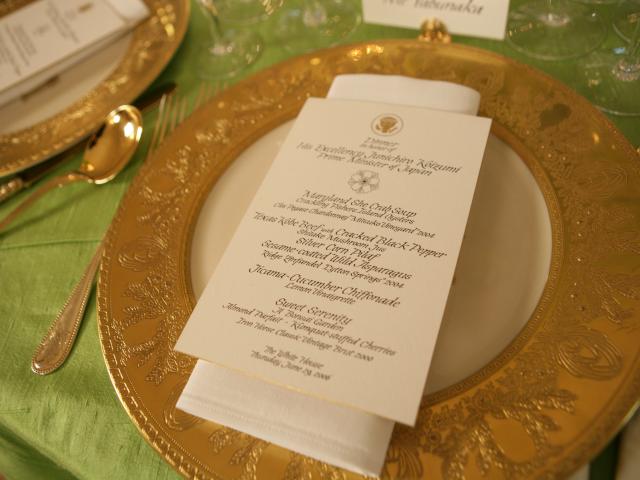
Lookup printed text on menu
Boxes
[175,98,491,425]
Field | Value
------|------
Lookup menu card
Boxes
[0,0,149,107]
[175,97,491,425]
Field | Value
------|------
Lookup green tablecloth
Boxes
[0,1,637,479]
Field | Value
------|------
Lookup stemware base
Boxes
[272,0,361,54]
[574,46,640,116]
[197,29,263,79]
[507,0,606,60]
[572,0,640,116]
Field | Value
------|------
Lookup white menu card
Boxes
[176,97,491,425]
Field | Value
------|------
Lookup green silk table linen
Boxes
[0,1,637,479]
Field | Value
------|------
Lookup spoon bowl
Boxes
[81,105,143,184]
[0,105,143,231]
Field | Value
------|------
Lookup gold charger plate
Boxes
[0,0,189,177]
[98,41,640,479]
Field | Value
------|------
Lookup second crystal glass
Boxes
[196,0,268,79]
[507,0,606,60]
[573,0,640,116]
[213,0,282,25]
[272,0,361,54]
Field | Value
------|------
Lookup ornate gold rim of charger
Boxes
[0,0,190,177]
[97,40,640,480]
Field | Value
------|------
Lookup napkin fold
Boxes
[177,74,481,477]
[0,0,149,108]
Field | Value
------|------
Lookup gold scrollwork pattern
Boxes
[98,42,640,480]
[0,0,189,176]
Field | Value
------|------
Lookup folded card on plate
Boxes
[0,0,149,108]
[175,74,490,476]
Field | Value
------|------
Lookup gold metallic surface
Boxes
[29,105,143,374]
[0,105,143,232]
[32,241,106,375]
[31,85,217,376]
[0,178,24,203]
[97,41,640,479]
[418,19,451,44]
[0,0,189,177]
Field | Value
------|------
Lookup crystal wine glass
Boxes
[573,0,640,116]
[507,0,607,60]
[271,0,361,54]
[196,0,270,79]
[214,0,283,25]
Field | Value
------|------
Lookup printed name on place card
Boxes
[362,0,510,40]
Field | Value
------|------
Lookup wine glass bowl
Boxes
[272,0,362,54]
[214,0,283,25]
[613,2,640,43]
[196,0,274,79]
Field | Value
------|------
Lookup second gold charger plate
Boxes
[0,0,189,177]
[97,41,640,479]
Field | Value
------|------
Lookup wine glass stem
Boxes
[614,14,640,81]
[200,0,224,43]
[628,15,640,58]
[302,0,328,28]
[541,0,571,27]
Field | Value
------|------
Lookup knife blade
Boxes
[0,81,176,204]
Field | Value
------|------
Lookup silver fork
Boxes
[31,82,221,375]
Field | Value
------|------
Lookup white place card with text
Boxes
[362,0,510,40]
[175,98,491,425]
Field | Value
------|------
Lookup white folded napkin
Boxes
[0,0,149,108]
[177,74,481,477]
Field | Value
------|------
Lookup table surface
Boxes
[0,1,637,479]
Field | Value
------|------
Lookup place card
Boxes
[175,98,491,425]
[0,0,149,107]
[362,0,510,40]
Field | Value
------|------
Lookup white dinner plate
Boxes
[190,124,552,393]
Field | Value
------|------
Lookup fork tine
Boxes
[155,93,175,150]
[168,95,182,133]
[193,82,207,111]
[145,94,169,161]
[148,92,179,157]
[204,82,215,104]
[194,81,222,111]
[145,82,224,158]
[177,96,189,125]
[168,96,177,133]
[217,81,228,101]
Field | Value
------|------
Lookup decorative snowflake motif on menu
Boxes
[348,170,380,194]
